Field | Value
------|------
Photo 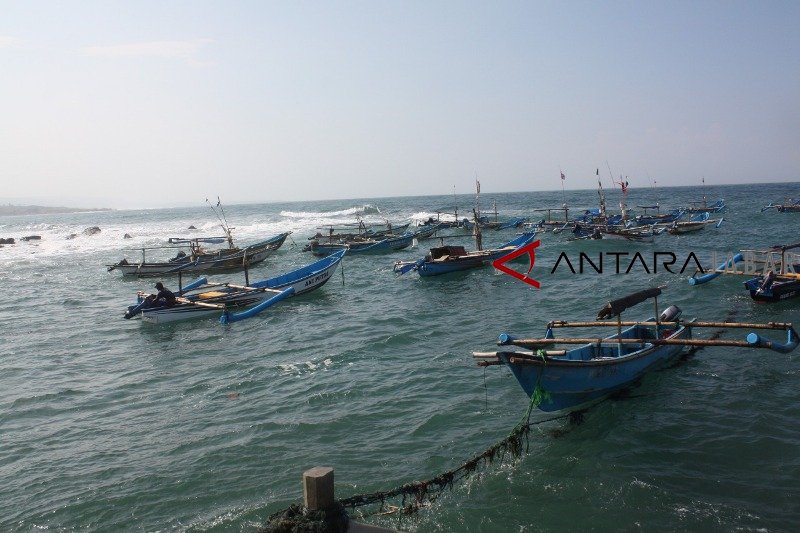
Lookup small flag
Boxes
[560,172,565,180]
[596,168,599,176]
[476,180,480,193]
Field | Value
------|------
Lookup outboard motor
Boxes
[659,305,682,322]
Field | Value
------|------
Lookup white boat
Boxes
[125,250,346,324]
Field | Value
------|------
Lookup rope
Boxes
[261,306,741,530]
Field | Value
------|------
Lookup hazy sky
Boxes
[1,1,798,208]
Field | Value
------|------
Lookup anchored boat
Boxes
[474,288,798,412]
[124,250,345,324]
[689,243,800,303]
[107,232,291,277]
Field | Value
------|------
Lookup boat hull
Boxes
[110,233,290,277]
[498,323,690,412]
[311,233,414,256]
[136,250,345,324]
[744,276,800,303]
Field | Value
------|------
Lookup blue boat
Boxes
[685,198,726,213]
[394,232,538,276]
[309,232,415,256]
[125,250,346,324]
[634,207,685,225]
[474,288,798,412]
[761,198,800,212]
[689,243,800,303]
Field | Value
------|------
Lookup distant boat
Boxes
[308,232,415,256]
[761,198,800,213]
[685,198,726,213]
[394,231,538,276]
[107,232,291,277]
[665,212,720,234]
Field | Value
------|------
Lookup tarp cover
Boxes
[597,287,662,319]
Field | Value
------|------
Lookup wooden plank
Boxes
[546,320,793,330]
[176,296,225,309]
[500,337,756,348]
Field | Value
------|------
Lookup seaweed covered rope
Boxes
[261,392,569,531]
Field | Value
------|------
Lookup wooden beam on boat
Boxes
[472,350,567,358]
[500,337,762,348]
[225,283,283,294]
[546,320,793,330]
[176,297,226,309]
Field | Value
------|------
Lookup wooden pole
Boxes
[500,337,763,348]
[303,467,335,511]
[545,320,793,330]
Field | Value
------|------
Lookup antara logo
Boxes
[492,240,541,288]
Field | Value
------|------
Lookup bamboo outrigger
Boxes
[474,288,798,412]
[689,243,800,303]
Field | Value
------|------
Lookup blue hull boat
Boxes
[310,232,414,256]
[475,287,799,412]
[496,317,690,412]
[125,250,346,324]
[394,232,538,277]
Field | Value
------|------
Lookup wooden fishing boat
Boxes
[107,232,291,277]
[761,199,800,212]
[411,223,443,240]
[634,207,685,225]
[309,232,415,256]
[124,250,346,324]
[473,287,799,412]
[685,198,726,213]
[394,231,538,276]
[569,225,661,243]
[665,212,722,234]
[689,243,800,303]
[419,206,464,229]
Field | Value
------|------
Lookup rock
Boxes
[83,226,101,235]
[188,225,197,229]
[123,233,132,239]
[65,233,78,240]
[0,237,15,244]
[21,235,41,241]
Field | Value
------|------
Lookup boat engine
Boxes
[659,305,682,322]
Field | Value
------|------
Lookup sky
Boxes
[1,1,799,208]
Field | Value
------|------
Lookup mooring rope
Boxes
[261,306,741,531]
[261,383,567,532]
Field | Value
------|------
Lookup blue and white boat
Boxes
[394,231,538,276]
[124,250,346,324]
[474,288,798,412]
[309,232,415,256]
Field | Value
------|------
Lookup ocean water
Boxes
[1,183,799,531]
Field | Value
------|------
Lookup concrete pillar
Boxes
[303,466,335,511]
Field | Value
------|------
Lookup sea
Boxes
[1,182,799,532]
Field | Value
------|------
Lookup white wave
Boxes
[279,204,382,219]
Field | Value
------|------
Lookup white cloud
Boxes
[82,39,213,65]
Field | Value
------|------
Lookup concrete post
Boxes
[303,466,335,511]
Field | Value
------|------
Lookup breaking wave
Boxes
[280,204,381,219]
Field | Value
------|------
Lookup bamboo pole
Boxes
[545,320,793,330]
[502,337,760,348]
[175,297,226,309]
